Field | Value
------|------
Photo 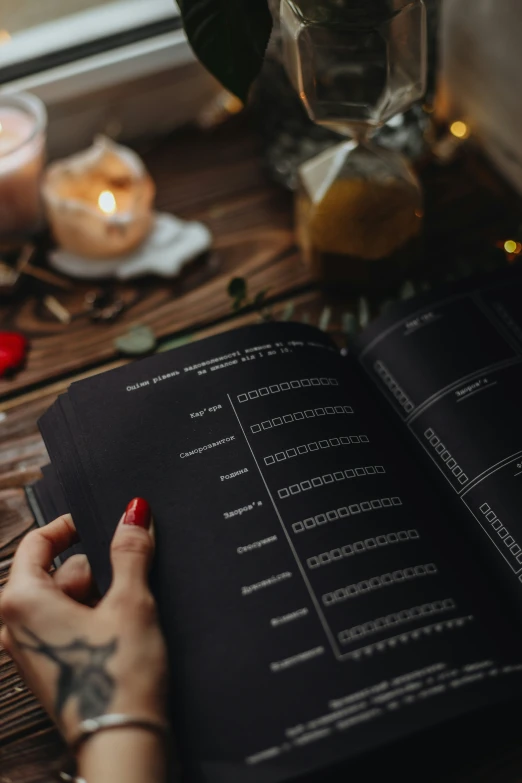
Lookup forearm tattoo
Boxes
[19,627,118,722]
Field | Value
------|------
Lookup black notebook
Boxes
[34,266,522,783]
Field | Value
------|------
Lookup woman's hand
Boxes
[0,499,169,747]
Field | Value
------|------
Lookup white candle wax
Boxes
[0,93,47,238]
[43,136,155,259]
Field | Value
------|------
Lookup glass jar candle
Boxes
[0,92,47,240]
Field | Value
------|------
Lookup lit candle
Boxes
[42,136,155,259]
[0,93,47,238]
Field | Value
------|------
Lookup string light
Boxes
[450,121,470,139]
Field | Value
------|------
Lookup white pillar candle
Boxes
[0,93,47,238]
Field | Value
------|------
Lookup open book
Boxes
[32,266,522,782]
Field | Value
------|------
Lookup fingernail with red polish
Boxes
[123,498,151,529]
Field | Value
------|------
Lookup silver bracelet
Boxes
[69,713,170,753]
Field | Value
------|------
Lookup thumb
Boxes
[109,498,154,592]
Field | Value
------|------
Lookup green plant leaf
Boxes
[228,276,247,306]
[178,0,273,102]
[253,289,269,307]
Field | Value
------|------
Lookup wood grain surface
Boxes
[0,118,309,400]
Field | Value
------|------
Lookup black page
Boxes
[357,266,522,603]
[39,321,522,783]
[29,464,85,563]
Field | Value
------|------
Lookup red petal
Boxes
[0,332,28,375]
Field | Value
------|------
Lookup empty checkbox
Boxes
[350,436,360,444]
[259,387,269,396]
[278,488,289,498]
[264,456,275,465]
[312,477,323,487]
[311,378,320,386]
[301,379,311,387]
[286,448,297,458]
[329,438,340,446]
[262,421,273,430]
[283,414,294,423]
[269,385,280,393]
[251,424,261,433]
[338,507,349,517]
[322,474,334,483]
[280,382,290,391]
[248,391,259,399]
[292,521,304,533]
[272,417,283,426]
[355,468,365,476]
[315,513,327,524]
[290,381,301,389]
[365,466,376,474]
[297,445,308,454]
[304,518,316,529]
[334,472,345,481]
[344,469,355,478]
[308,442,319,451]
[275,452,286,461]
[315,408,325,416]
[238,394,248,402]
[335,406,344,414]
[325,407,335,414]
[349,504,361,514]
[289,484,301,495]
[319,440,329,449]
[300,480,312,490]
[294,411,304,420]
[360,435,369,443]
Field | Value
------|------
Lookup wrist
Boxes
[77,726,168,783]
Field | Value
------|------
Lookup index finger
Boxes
[9,514,79,583]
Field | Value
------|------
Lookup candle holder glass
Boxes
[281,0,427,289]
[0,92,47,242]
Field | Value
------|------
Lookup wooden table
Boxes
[1,115,521,782]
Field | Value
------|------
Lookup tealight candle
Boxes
[42,136,155,258]
[0,93,47,239]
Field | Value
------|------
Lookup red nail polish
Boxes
[123,498,151,529]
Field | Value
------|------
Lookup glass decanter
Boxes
[281,0,427,289]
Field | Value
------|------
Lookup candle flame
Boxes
[98,190,117,215]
